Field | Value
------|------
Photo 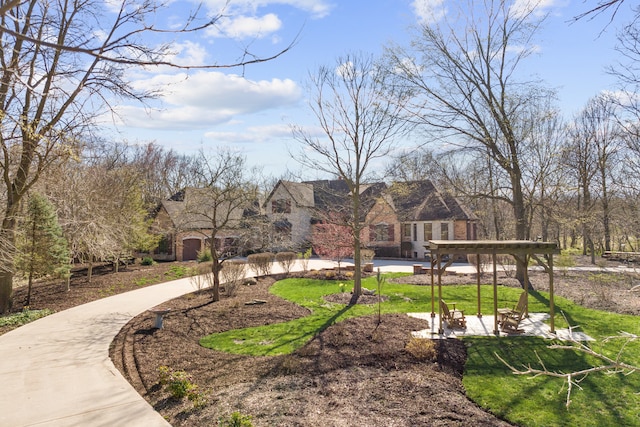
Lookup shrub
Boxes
[405,337,436,360]
[0,308,53,327]
[221,260,247,297]
[556,251,577,277]
[141,257,155,266]
[165,265,189,279]
[360,248,375,263]
[158,366,206,408]
[219,411,254,427]
[189,263,214,291]
[275,251,297,275]
[197,248,213,263]
[247,252,274,276]
[467,253,492,278]
[298,247,312,272]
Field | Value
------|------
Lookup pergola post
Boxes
[437,255,443,334]
[476,253,482,318]
[549,254,555,333]
[492,251,498,335]
[430,256,435,317]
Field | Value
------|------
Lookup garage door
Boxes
[182,238,202,261]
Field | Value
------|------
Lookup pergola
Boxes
[425,240,560,335]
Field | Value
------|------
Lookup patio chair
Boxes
[440,299,466,329]
[498,292,527,334]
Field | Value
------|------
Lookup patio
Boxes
[408,312,594,341]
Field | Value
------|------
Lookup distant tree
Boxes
[293,52,410,298]
[0,0,293,312]
[45,147,159,283]
[16,193,69,305]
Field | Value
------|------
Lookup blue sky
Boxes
[100,0,632,177]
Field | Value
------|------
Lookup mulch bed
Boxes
[111,276,513,426]
[4,256,640,426]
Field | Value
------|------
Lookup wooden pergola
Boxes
[425,240,560,335]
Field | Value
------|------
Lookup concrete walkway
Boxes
[0,259,474,426]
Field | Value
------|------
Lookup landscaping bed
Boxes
[4,256,640,425]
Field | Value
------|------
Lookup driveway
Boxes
[0,259,479,426]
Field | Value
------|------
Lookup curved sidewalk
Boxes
[0,260,471,426]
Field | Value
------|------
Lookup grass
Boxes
[199,275,640,426]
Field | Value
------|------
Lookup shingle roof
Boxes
[161,187,247,230]
[389,180,478,222]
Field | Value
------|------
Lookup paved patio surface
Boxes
[408,312,593,341]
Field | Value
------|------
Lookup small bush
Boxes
[468,253,492,278]
[247,252,274,276]
[405,337,436,360]
[360,248,375,263]
[165,265,189,279]
[298,247,312,272]
[189,263,214,291]
[219,411,254,427]
[141,257,155,266]
[0,308,54,327]
[556,252,576,277]
[158,366,207,408]
[197,248,213,263]
[275,251,297,275]
[221,260,247,297]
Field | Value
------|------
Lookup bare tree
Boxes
[293,52,410,299]
[182,149,259,302]
[386,0,550,284]
[564,94,622,261]
[0,0,291,312]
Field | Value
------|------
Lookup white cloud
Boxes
[411,0,447,24]
[510,0,561,19]
[112,71,302,130]
[203,0,333,19]
[205,123,293,143]
[209,13,282,39]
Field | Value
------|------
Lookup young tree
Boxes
[311,213,354,274]
[293,52,410,298]
[0,0,292,312]
[386,0,551,284]
[182,150,260,302]
[16,193,69,305]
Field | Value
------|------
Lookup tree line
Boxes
[2,0,640,311]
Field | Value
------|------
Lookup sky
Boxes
[100,0,634,178]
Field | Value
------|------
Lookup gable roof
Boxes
[389,180,478,222]
[160,187,248,230]
[263,180,315,208]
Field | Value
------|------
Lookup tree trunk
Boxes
[0,217,18,313]
[211,257,221,302]
[511,170,529,287]
[0,271,13,313]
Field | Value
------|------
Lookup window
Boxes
[274,219,292,240]
[272,199,291,214]
[402,223,411,238]
[441,223,449,240]
[413,223,417,241]
[423,223,433,241]
[371,224,395,242]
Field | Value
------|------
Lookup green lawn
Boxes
[199,275,640,427]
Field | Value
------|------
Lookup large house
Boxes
[264,179,478,260]
[151,188,256,261]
